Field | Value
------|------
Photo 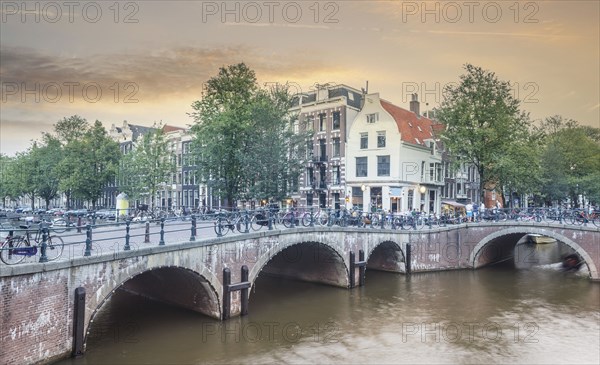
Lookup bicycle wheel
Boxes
[51,218,67,233]
[370,216,380,228]
[45,235,64,261]
[415,216,425,230]
[592,213,600,228]
[282,214,293,228]
[0,237,26,265]
[318,213,329,226]
[251,214,266,231]
[301,213,313,227]
[214,218,229,236]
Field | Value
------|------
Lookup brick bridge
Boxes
[1,222,598,364]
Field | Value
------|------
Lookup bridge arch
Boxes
[249,239,349,290]
[84,264,221,349]
[469,227,598,279]
[365,240,406,273]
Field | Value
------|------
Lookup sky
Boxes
[1,0,599,156]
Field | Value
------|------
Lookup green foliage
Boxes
[119,126,176,208]
[437,64,534,202]
[191,63,309,206]
[58,120,121,208]
[538,116,600,205]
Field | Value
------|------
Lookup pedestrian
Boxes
[465,202,473,222]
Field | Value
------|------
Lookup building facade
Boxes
[346,93,444,214]
[290,84,364,209]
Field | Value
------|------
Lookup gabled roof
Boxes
[162,124,186,133]
[380,100,439,146]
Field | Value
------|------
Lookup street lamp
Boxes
[419,185,426,194]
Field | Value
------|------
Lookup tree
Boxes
[0,154,18,207]
[190,63,309,207]
[34,136,63,209]
[538,116,600,206]
[61,121,120,209]
[53,115,91,209]
[119,126,175,209]
[437,64,532,203]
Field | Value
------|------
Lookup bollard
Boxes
[190,215,196,241]
[144,221,150,243]
[39,226,49,263]
[241,265,249,316]
[358,249,365,286]
[124,219,131,251]
[84,225,92,256]
[349,251,356,288]
[222,268,231,320]
[406,243,412,275]
[72,287,86,358]
[159,217,165,246]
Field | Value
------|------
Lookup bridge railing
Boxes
[0,207,598,266]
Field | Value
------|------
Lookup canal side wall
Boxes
[1,224,598,365]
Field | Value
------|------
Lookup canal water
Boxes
[56,242,599,365]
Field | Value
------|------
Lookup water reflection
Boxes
[55,243,599,365]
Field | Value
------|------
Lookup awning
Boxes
[442,200,465,208]
[390,186,403,197]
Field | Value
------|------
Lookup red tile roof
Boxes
[162,124,186,133]
[380,99,440,146]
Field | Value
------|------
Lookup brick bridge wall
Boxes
[1,223,597,365]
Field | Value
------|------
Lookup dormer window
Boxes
[366,113,379,123]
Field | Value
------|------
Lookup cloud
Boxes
[0,45,346,105]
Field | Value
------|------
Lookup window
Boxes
[356,157,368,177]
[332,166,341,185]
[377,155,390,176]
[332,137,340,157]
[332,111,341,130]
[319,113,326,131]
[377,131,386,148]
[360,133,368,149]
[307,116,314,131]
[408,189,414,210]
[307,167,314,187]
[306,140,313,158]
[366,113,378,123]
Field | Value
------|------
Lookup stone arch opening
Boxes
[251,241,349,290]
[85,266,220,349]
[470,228,598,279]
[366,241,405,273]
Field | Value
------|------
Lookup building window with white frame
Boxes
[360,133,368,149]
[377,131,386,148]
[366,113,378,123]
[377,155,390,176]
[332,137,340,157]
[356,157,368,177]
[332,111,340,130]
[319,113,326,131]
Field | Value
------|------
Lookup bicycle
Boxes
[0,224,65,265]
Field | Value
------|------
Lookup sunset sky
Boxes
[1,0,599,155]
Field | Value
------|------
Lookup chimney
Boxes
[410,93,420,116]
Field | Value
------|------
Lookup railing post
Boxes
[268,209,273,231]
[290,207,296,228]
[328,208,333,227]
[216,218,223,237]
[38,225,49,263]
[380,211,385,229]
[241,265,249,316]
[244,211,250,233]
[428,216,432,229]
[91,213,97,226]
[159,217,165,246]
[144,221,150,243]
[77,216,82,233]
[124,219,131,251]
[190,214,196,241]
[84,224,92,256]
[309,206,315,227]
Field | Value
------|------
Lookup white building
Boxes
[346,93,444,213]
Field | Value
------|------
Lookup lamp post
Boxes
[361,185,368,211]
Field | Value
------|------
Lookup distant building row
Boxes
[96,83,482,214]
